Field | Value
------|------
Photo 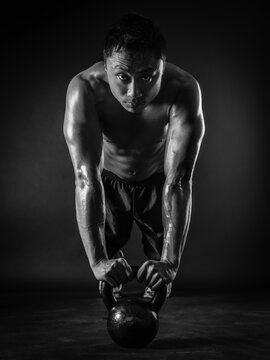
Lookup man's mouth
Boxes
[125,99,144,106]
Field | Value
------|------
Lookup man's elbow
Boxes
[165,174,192,195]
[181,177,192,195]
[177,175,192,193]
[75,169,90,190]
[75,166,101,190]
[168,167,192,187]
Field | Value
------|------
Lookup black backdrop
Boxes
[1,1,268,293]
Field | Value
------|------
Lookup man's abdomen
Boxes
[103,140,166,181]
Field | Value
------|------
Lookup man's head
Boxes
[103,13,167,113]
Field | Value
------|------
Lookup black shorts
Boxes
[101,169,166,260]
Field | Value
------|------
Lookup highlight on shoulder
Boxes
[65,64,108,108]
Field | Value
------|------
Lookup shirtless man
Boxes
[63,13,205,297]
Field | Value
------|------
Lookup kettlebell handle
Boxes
[100,265,167,313]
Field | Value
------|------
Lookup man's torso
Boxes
[76,62,194,181]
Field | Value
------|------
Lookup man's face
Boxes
[105,49,165,113]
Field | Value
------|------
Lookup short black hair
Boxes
[103,13,167,61]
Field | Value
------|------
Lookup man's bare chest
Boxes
[96,100,169,150]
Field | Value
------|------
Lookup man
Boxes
[63,13,205,298]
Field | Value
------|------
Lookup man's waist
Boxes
[101,167,165,186]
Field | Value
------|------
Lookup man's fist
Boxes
[137,260,177,290]
[92,258,134,287]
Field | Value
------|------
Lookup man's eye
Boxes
[117,74,128,81]
[142,75,153,82]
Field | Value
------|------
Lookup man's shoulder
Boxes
[67,62,108,100]
[162,63,202,120]
[162,62,199,94]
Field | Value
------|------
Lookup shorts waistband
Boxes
[101,168,165,186]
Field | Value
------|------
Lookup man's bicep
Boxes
[164,110,205,184]
[63,78,103,182]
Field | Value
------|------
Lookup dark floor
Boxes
[1,288,270,360]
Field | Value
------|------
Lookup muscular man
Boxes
[63,13,205,298]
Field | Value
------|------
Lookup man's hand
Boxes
[137,260,177,290]
[92,258,134,287]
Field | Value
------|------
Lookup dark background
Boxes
[1,1,268,294]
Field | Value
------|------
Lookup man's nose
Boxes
[127,80,142,99]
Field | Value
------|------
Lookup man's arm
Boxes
[63,76,133,287]
[138,79,205,290]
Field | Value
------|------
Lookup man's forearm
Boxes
[161,180,192,270]
[75,178,108,268]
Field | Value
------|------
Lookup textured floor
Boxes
[1,289,270,360]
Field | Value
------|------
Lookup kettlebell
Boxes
[100,265,167,348]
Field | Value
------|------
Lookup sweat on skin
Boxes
[63,48,205,291]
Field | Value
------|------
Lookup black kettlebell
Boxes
[99,266,167,348]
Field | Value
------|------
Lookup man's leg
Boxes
[133,172,172,298]
[99,169,134,298]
